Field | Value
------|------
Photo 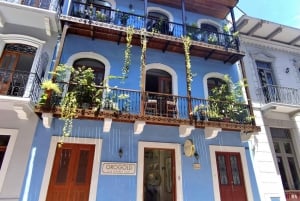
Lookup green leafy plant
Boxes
[182,36,193,92]
[208,74,248,122]
[122,26,134,79]
[39,80,61,106]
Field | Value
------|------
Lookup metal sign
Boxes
[101,162,136,175]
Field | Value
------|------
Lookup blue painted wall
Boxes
[60,34,238,98]
[21,119,260,201]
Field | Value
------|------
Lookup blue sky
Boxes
[235,0,300,28]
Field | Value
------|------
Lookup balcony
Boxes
[257,85,300,114]
[0,69,42,119]
[60,2,244,64]
[35,83,260,134]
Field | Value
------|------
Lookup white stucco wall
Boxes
[0,110,38,201]
[240,35,300,201]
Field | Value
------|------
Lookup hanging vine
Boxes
[182,36,193,92]
[59,91,78,147]
[140,28,147,88]
[122,26,134,79]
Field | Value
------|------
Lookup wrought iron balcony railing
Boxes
[0,69,42,103]
[258,85,300,105]
[69,1,238,50]
[40,83,254,126]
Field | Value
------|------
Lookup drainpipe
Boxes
[52,23,69,81]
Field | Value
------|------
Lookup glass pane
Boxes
[287,157,300,190]
[266,72,274,85]
[56,149,72,183]
[277,156,289,189]
[1,54,16,70]
[76,150,89,183]
[273,142,280,153]
[217,155,228,185]
[284,143,292,154]
[230,155,241,185]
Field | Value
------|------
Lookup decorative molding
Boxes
[179,125,195,137]
[134,120,145,135]
[240,131,253,141]
[44,17,51,36]
[204,127,222,139]
[13,104,32,120]
[42,113,53,128]
[103,118,112,133]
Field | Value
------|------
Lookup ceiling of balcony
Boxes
[0,1,59,37]
[236,15,300,47]
[149,0,238,19]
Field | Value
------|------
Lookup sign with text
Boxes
[101,162,136,175]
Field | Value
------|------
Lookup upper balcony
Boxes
[0,0,61,37]
[60,1,244,64]
[257,85,300,115]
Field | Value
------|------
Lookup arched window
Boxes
[147,11,170,35]
[73,58,105,85]
[0,43,37,96]
[146,69,172,94]
[207,77,226,96]
[201,23,218,33]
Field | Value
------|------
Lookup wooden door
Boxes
[46,143,95,201]
[0,51,18,94]
[216,152,247,201]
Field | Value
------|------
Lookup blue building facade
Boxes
[20,0,261,200]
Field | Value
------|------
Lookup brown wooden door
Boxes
[0,51,18,94]
[216,152,247,201]
[46,143,95,201]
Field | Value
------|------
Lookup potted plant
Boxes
[192,104,207,121]
[120,13,129,26]
[39,79,61,109]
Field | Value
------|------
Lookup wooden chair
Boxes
[166,100,177,118]
[145,99,157,115]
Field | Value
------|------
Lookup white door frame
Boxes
[39,136,102,201]
[136,141,183,201]
[209,145,254,201]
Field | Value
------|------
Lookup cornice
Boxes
[240,35,300,55]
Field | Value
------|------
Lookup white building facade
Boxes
[237,15,300,201]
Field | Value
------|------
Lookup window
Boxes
[207,77,226,96]
[0,135,10,169]
[0,43,36,96]
[271,128,300,190]
[147,12,170,34]
[73,58,105,85]
[256,60,277,102]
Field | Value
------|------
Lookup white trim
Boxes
[39,136,102,201]
[136,141,183,201]
[209,145,254,201]
[0,128,18,192]
[203,72,225,98]
[146,63,178,95]
[65,52,111,85]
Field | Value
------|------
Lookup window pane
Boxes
[277,156,289,189]
[56,149,72,183]
[287,157,300,190]
[230,155,241,185]
[284,143,292,154]
[273,142,280,153]
[76,150,89,183]
[217,155,228,185]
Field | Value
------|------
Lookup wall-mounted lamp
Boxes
[285,67,290,73]
[129,3,133,10]
[194,152,199,161]
[118,148,123,158]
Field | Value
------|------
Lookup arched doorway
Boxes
[145,69,176,117]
